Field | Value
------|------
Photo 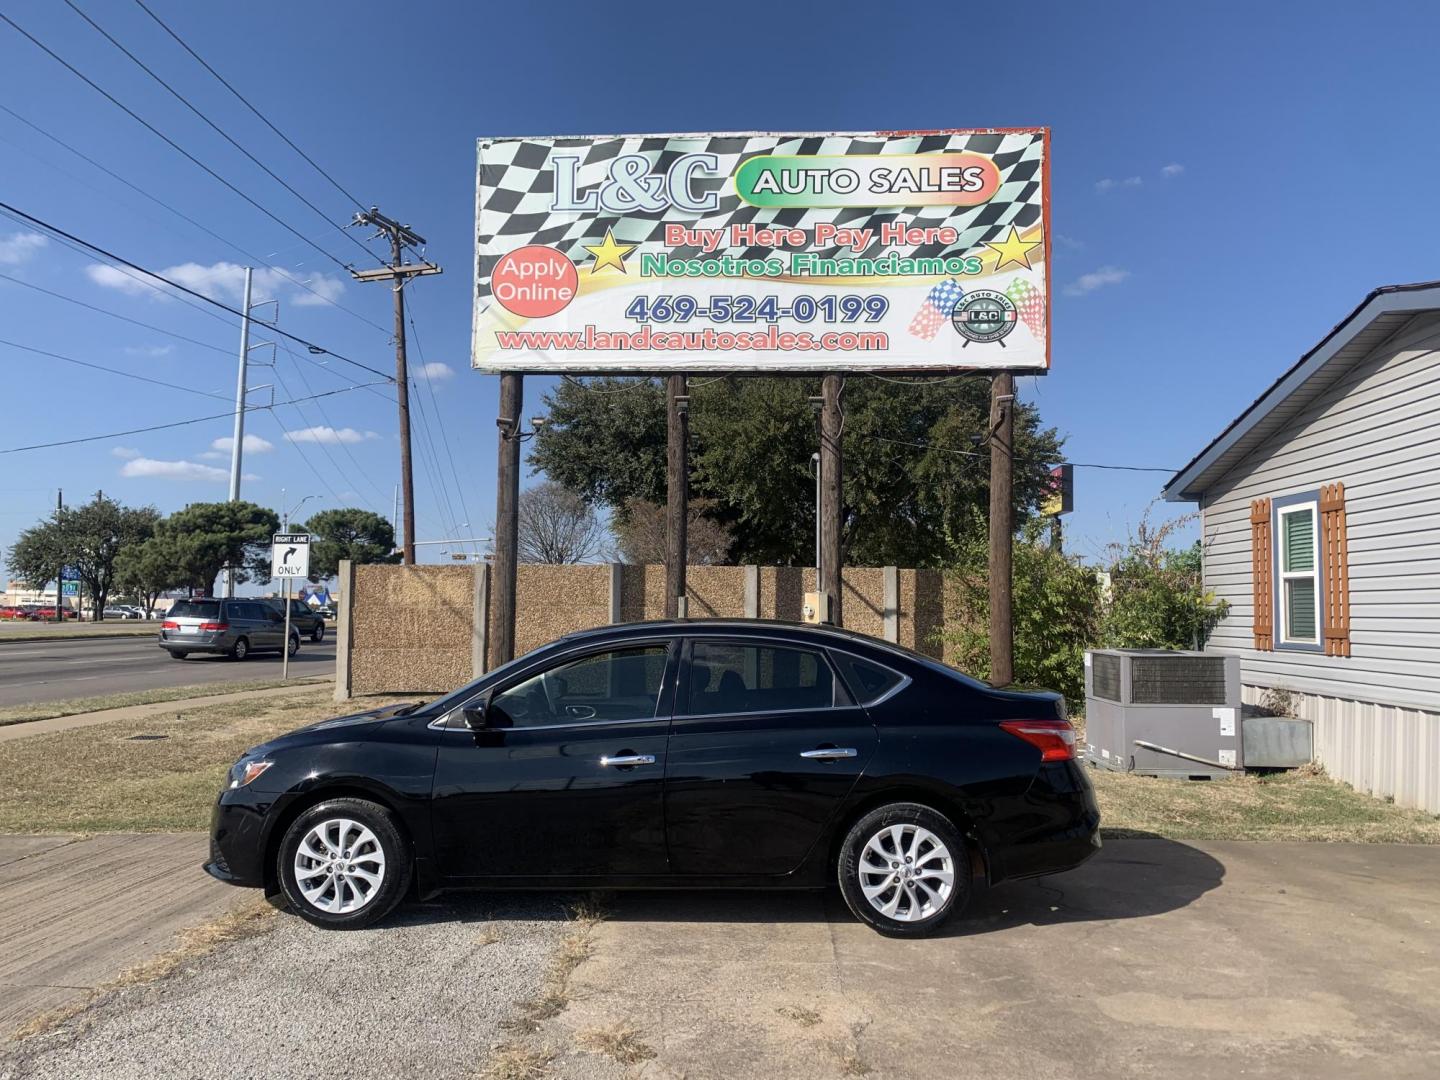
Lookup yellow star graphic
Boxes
[583,228,636,274]
[983,225,1043,272]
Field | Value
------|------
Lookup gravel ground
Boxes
[0,894,574,1080]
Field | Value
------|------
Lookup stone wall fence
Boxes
[334,560,949,700]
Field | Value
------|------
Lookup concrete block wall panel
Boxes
[351,564,473,694]
[840,567,886,641]
[684,565,748,618]
[507,563,611,657]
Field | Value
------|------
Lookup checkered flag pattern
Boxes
[476,132,1044,295]
[908,279,964,340]
[1005,277,1046,344]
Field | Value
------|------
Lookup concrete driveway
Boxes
[4,839,1437,1079]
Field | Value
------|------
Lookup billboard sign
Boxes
[473,130,1048,374]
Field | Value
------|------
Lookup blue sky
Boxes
[3,0,1439,571]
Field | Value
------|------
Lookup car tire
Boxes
[837,802,971,938]
[169,651,189,661]
[310,624,324,643]
[278,798,411,930]
[231,636,250,661]
[287,633,300,657]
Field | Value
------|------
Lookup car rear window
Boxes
[831,653,906,705]
[169,601,220,620]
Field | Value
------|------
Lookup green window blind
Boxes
[1282,509,1315,572]
[1286,579,1317,641]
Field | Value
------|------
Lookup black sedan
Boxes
[207,620,1100,936]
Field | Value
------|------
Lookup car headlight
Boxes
[228,758,273,789]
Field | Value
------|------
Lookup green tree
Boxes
[303,508,398,580]
[5,495,158,619]
[154,501,280,593]
[942,516,1101,708]
[530,376,1064,566]
[1101,512,1228,650]
[114,533,186,617]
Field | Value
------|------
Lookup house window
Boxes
[1277,501,1320,646]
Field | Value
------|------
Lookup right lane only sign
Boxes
[271,533,311,580]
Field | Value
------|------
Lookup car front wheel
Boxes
[310,624,324,643]
[278,798,410,929]
[287,633,300,657]
[837,803,970,938]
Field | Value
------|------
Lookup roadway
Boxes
[0,633,336,709]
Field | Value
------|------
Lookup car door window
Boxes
[488,645,669,728]
[830,652,906,705]
[686,642,838,716]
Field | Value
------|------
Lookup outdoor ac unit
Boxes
[1084,649,1242,779]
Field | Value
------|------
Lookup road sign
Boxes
[271,533,311,579]
[61,581,79,597]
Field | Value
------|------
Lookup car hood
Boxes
[246,701,424,756]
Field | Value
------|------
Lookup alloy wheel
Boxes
[857,823,955,922]
[293,818,387,914]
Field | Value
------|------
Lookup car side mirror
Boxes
[461,705,488,731]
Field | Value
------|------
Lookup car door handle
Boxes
[800,747,858,760]
[599,754,656,767]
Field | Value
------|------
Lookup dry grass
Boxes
[503,894,609,1036]
[0,691,412,833]
[0,677,329,728]
[577,1024,657,1065]
[0,623,158,643]
[9,898,276,1042]
[1092,764,1440,843]
[477,1043,554,1080]
[776,1005,822,1027]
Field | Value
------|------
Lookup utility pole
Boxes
[492,374,523,666]
[224,267,253,599]
[54,489,63,624]
[820,374,844,625]
[350,208,442,566]
[665,374,689,619]
[989,372,1015,686]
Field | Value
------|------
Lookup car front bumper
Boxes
[203,787,282,889]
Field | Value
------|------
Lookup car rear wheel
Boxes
[837,803,970,938]
[230,637,249,661]
[278,798,410,929]
[169,651,189,661]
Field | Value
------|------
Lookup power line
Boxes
[0,336,231,401]
[0,9,355,275]
[0,103,392,334]
[0,201,395,383]
[0,383,389,455]
[866,434,1176,473]
[60,0,382,268]
[407,298,476,548]
[131,0,369,213]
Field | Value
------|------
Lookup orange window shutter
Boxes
[1320,483,1351,657]
[1250,497,1273,651]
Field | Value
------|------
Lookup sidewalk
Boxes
[0,681,329,744]
[0,833,245,1036]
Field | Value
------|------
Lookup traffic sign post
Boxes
[271,534,311,680]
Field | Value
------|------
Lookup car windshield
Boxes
[169,601,220,620]
[421,638,573,717]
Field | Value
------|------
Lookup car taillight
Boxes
[162,620,179,630]
[199,622,228,632]
[999,719,1077,762]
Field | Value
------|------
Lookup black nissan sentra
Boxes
[208,620,1100,937]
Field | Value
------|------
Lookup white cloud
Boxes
[1160,163,1185,178]
[284,425,378,445]
[119,457,257,483]
[1063,266,1130,297]
[1055,233,1084,250]
[210,433,274,454]
[85,259,346,308]
[1095,176,1143,193]
[417,362,455,381]
[110,446,141,459]
[0,231,47,265]
[122,344,175,358]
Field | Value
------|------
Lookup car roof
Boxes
[557,618,930,661]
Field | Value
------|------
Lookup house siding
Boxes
[1201,313,1440,812]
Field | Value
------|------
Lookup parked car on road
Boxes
[102,606,143,620]
[264,598,326,643]
[207,620,1100,935]
[160,598,300,661]
[26,606,77,620]
[0,605,31,620]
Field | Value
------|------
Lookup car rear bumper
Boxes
[985,760,1102,884]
